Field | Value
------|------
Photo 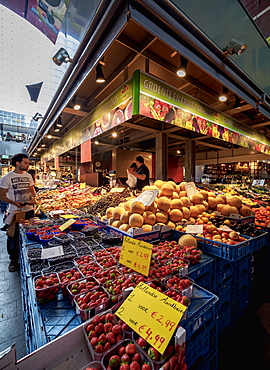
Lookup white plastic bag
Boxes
[126,169,137,188]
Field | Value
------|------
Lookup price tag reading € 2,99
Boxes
[115,282,187,354]
[119,236,153,276]
[59,218,76,231]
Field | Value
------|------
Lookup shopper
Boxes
[127,155,149,190]
[126,163,138,188]
[28,169,39,192]
[0,153,36,272]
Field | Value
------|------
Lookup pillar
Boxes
[185,139,196,181]
[155,132,168,180]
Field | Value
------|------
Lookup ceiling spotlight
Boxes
[72,95,81,110]
[219,87,228,102]
[94,140,99,144]
[56,116,63,127]
[41,144,46,147]
[52,47,73,66]
[177,150,181,154]
[223,39,247,56]
[112,132,117,138]
[54,123,60,132]
[37,148,41,151]
[176,56,188,77]
[47,135,52,139]
[96,63,105,83]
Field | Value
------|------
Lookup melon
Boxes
[182,207,190,219]
[154,180,164,189]
[124,201,133,211]
[181,197,191,207]
[166,221,176,229]
[190,206,199,218]
[108,217,115,225]
[106,207,115,218]
[192,193,204,204]
[178,234,197,248]
[196,204,206,214]
[199,190,209,200]
[227,196,242,209]
[169,209,183,222]
[179,182,187,191]
[202,201,209,210]
[216,204,224,212]
[145,201,157,213]
[208,197,218,210]
[156,211,168,223]
[229,206,239,214]
[179,191,187,198]
[119,223,130,231]
[157,196,171,212]
[239,205,252,217]
[216,197,225,204]
[161,183,174,196]
[143,211,156,225]
[172,192,179,199]
[221,204,233,216]
[113,207,125,220]
[175,185,181,194]
[130,201,145,214]
[120,211,131,224]
[168,181,177,190]
[112,220,122,228]
[170,199,183,210]
[129,214,144,228]
[217,194,226,202]
[142,224,153,232]
[208,192,216,198]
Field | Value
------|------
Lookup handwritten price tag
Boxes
[185,224,203,234]
[119,236,153,276]
[41,246,64,259]
[59,218,76,231]
[80,182,86,189]
[116,282,187,354]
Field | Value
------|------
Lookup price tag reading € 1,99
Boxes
[59,218,76,231]
[115,282,187,354]
[119,236,153,276]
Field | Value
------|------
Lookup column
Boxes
[155,132,168,180]
[185,139,196,181]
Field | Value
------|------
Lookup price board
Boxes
[185,224,203,234]
[115,282,187,354]
[59,218,76,231]
[41,246,64,259]
[119,236,153,276]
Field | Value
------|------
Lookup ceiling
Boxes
[34,3,270,162]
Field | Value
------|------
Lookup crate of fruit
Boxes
[188,254,215,282]
[33,273,60,305]
[74,286,110,321]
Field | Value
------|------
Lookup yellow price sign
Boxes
[115,282,187,354]
[59,218,76,231]
[60,214,79,219]
[119,236,153,276]
[80,182,86,189]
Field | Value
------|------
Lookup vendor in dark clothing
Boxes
[128,155,150,190]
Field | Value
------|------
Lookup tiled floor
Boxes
[0,218,26,361]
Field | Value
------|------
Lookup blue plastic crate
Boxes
[180,284,219,340]
[252,230,269,252]
[214,278,234,311]
[185,320,218,369]
[217,302,233,334]
[231,285,252,323]
[195,273,215,292]
[214,257,233,274]
[233,271,252,297]
[234,254,252,277]
[214,267,234,291]
[188,254,215,281]
[172,230,252,261]
[189,349,218,370]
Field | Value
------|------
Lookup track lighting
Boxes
[54,123,60,132]
[96,62,105,83]
[32,112,43,121]
[41,144,46,147]
[56,116,63,127]
[72,95,81,110]
[176,56,188,77]
[223,39,247,56]
[52,47,73,66]
[219,87,228,102]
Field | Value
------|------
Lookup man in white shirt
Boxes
[0,153,36,271]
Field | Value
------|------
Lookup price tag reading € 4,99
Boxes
[59,218,77,231]
[119,236,153,276]
[115,282,187,354]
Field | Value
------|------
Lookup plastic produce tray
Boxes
[252,229,269,252]
[188,254,215,282]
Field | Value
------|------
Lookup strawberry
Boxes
[120,365,130,370]
[104,322,113,333]
[125,343,137,355]
[130,361,140,370]
[112,324,122,334]
[106,332,116,344]
[147,347,159,361]
[136,337,148,348]
[142,365,151,370]
[109,355,121,368]
[95,344,103,353]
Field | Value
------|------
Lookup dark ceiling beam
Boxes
[63,107,88,116]
[251,120,270,129]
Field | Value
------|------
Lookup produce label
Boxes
[60,214,79,219]
[119,236,153,276]
[41,246,64,259]
[186,224,203,234]
[80,182,86,189]
[59,218,77,231]
[115,282,187,354]
[109,187,125,193]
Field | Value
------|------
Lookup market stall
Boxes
[3,180,268,370]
